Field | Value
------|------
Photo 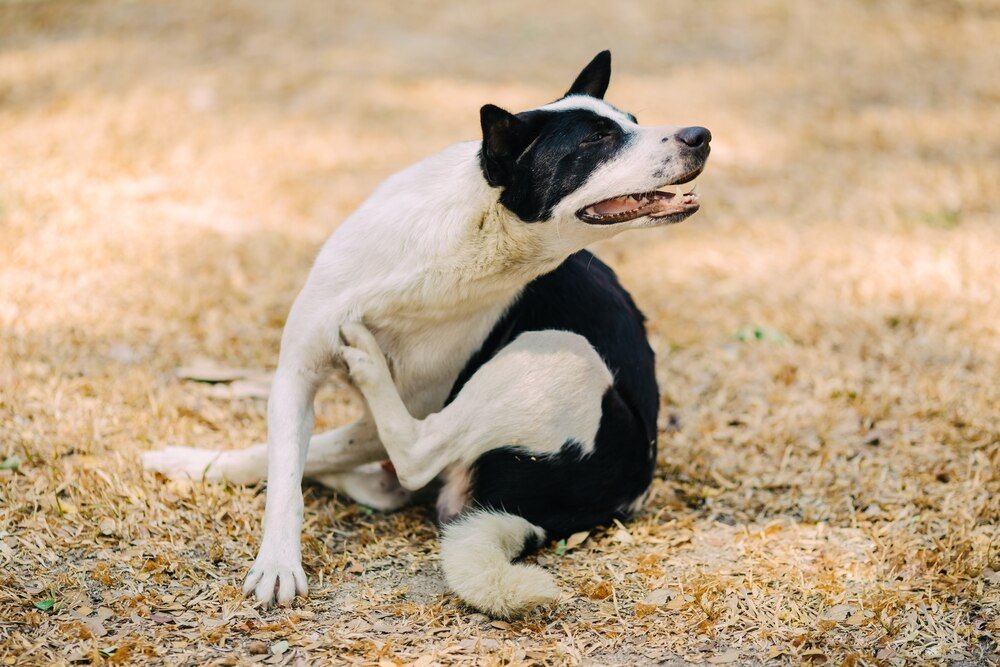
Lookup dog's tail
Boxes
[440,510,562,618]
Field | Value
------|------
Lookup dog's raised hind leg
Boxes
[339,322,612,491]
[340,322,614,618]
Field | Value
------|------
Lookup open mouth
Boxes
[577,171,703,225]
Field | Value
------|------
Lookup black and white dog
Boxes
[143,51,710,618]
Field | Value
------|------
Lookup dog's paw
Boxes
[339,322,382,356]
[141,445,225,481]
[340,346,379,385]
[339,323,390,386]
[243,556,308,608]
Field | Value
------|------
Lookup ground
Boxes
[1,1,998,665]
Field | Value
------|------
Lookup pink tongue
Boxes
[591,196,638,216]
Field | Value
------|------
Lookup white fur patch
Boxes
[315,461,412,512]
[537,95,636,125]
[437,464,472,523]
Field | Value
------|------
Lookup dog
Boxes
[142,50,710,618]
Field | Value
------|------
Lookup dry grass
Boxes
[1,1,998,665]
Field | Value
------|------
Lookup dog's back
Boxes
[446,250,658,535]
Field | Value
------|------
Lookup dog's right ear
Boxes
[479,104,531,187]
[565,50,611,99]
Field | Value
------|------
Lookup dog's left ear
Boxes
[480,104,533,187]
[565,50,611,99]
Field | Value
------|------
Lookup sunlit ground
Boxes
[1,1,998,664]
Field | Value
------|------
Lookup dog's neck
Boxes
[318,141,602,326]
[310,140,606,414]
[450,203,566,281]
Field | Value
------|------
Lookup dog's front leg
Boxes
[242,293,340,607]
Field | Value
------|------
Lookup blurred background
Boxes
[1,1,997,664]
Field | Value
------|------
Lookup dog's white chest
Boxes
[367,298,513,419]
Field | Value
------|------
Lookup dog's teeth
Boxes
[686,183,698,195]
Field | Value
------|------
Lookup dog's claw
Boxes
[244,560,307,608]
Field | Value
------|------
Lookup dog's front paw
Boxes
[141,445,224,481]
[243,555,308,607]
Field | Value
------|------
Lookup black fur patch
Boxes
[446,251,659,541]
[481,108,633,222]
[565,50,612,99]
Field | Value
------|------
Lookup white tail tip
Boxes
[440,511,563,618]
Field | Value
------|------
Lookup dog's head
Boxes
[480,51,709,231]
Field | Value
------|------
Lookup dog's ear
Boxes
[565,50,611,99]
[480,104,531,187]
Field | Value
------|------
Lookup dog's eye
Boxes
[580,130,613,145]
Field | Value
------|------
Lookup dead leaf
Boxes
[841,653,861,667]
[821,604,855,622]
[611,529,633,544]
[176,359,265,383]
[635,603,658,618]
[801,648,828,663]
[208,376,273,400]
[565,531,589,550]
[79,608,111,638]
[641,589,674,606]
[371,621,410,633]
[666,595,694,610]
[846,609,872,626]
[707,649,741,664]
[99,518,116,536]
[581,580,613,600]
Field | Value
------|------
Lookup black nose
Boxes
[676,126,711,148]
